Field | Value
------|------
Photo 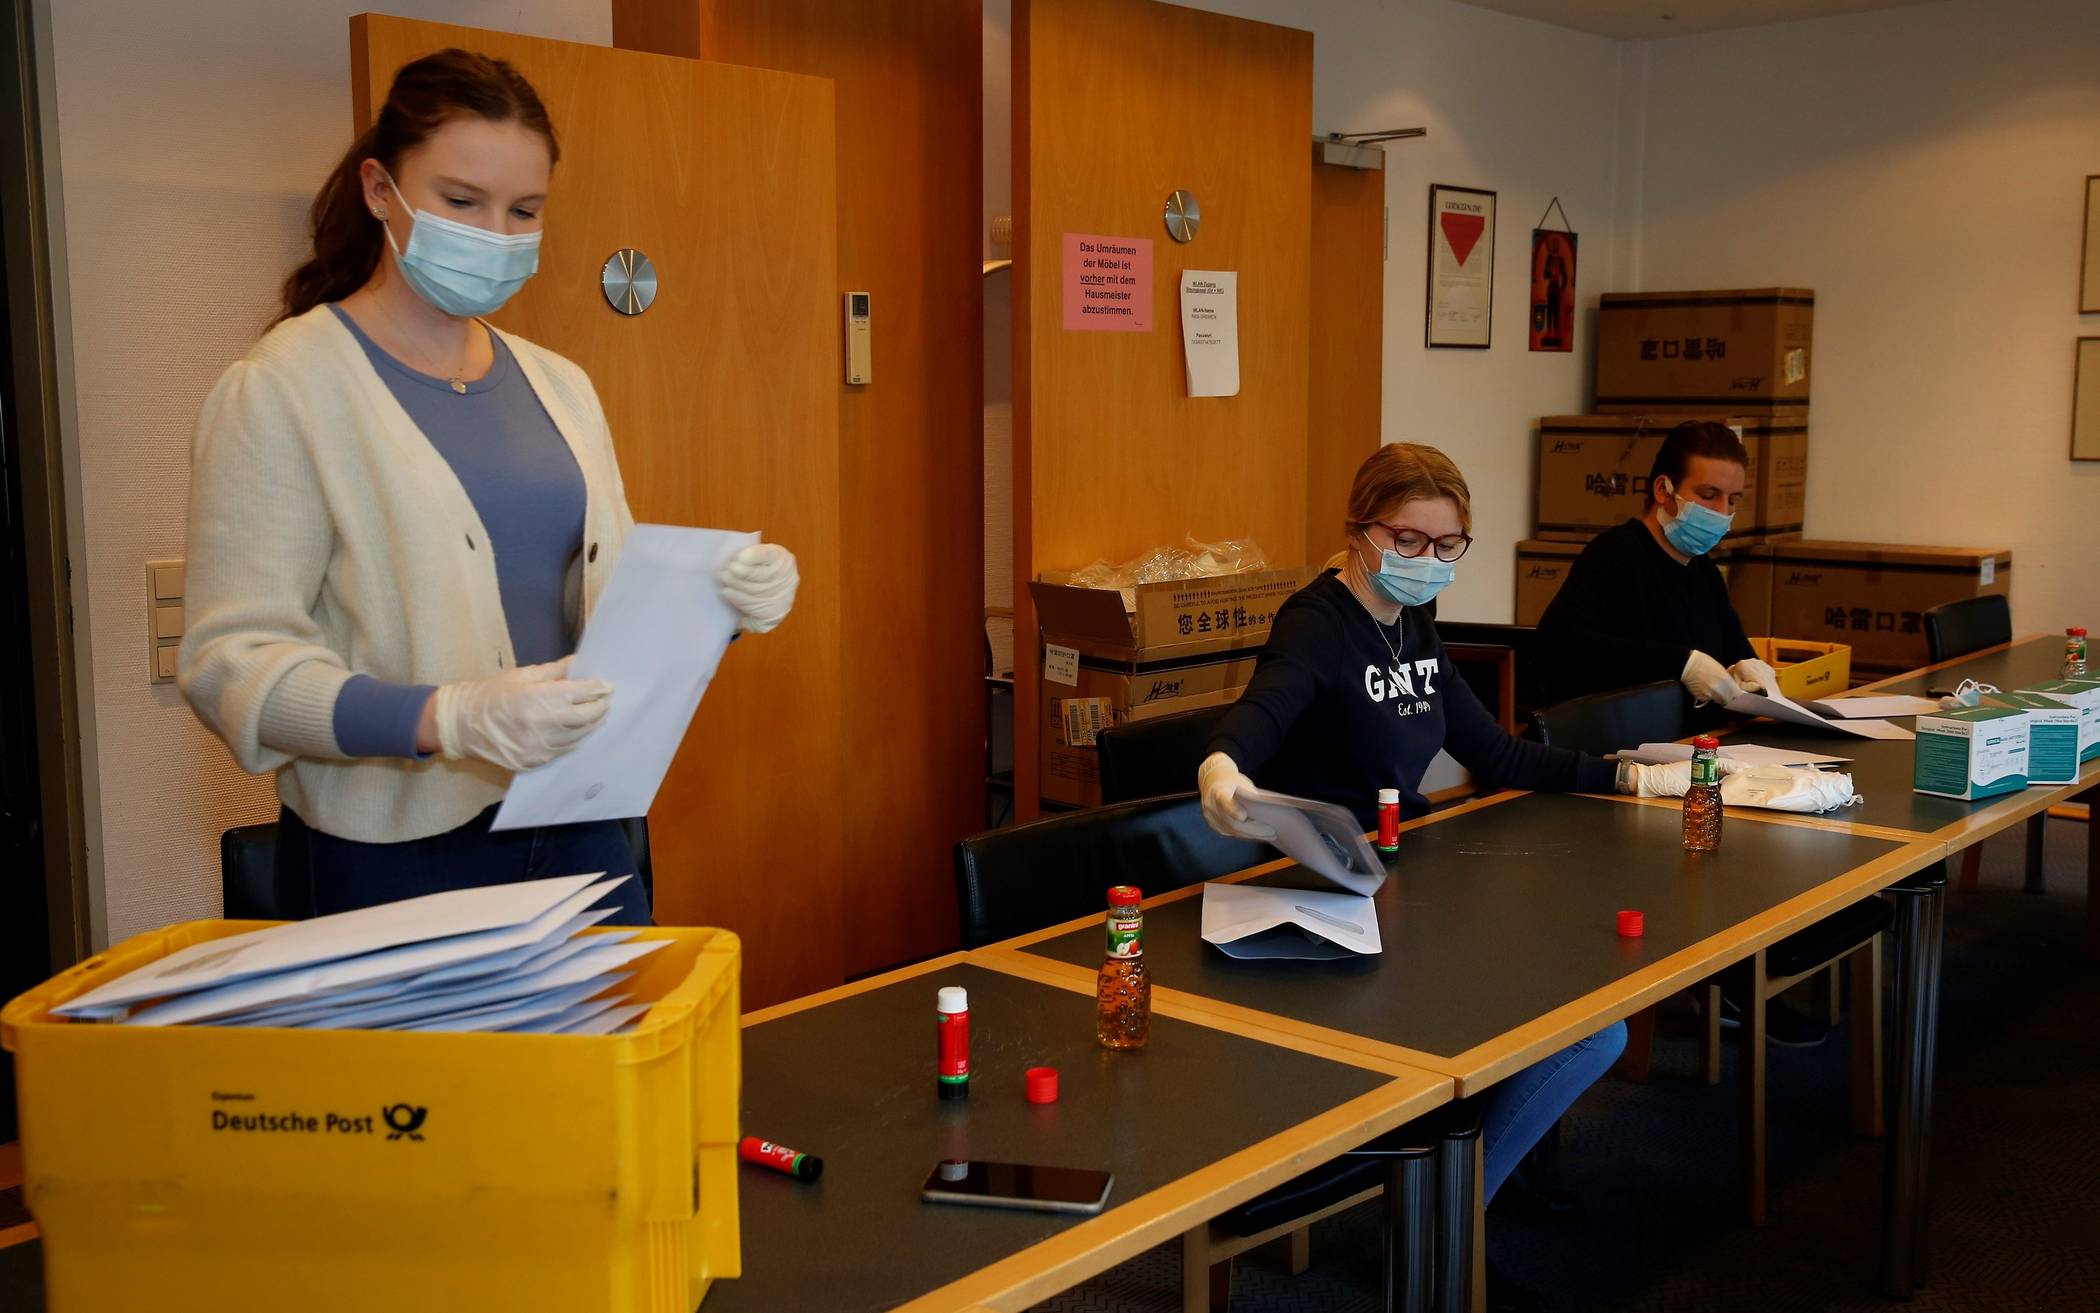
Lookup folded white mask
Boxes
[1720,765,1862,814]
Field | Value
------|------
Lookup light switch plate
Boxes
[147,558,184,685]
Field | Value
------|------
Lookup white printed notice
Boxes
[1179,270,1240,397]
[493,524,759,831]
[1428,186,1495,347]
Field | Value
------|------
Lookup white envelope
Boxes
[60,872,610,1016]
[296,939,664,1031]
[1723,688,1914,740]
[1200,882,1382,960]
[393,977,627,1033]
[1807,694,1941,719]
[1235,786,1388,896]
[494,524,760,830]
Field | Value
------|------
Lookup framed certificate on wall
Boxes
[1426,184,1496,348]
[2083,176,2100,313]
[2075,337,2100,462]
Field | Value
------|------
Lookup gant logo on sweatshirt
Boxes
[1364,658,1439,716]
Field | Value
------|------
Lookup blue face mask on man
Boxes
[1357,537,1457,608]
[382,172,541,318]
[1656,478,1734,557]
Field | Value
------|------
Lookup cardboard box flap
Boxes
[1766,540,2012,569]
[1600,288,1815,308]
[1538,412,1809,434]
[1028,578,1138,648]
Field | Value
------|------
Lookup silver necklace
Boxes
[372,294,473,393]
[1346,568,1406,674]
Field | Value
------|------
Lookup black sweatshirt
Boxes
[1534,518,1756,707]
[1207,572,1615,828]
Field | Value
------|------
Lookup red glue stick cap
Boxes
[1025,1066,1059,1104]
[1617,909,1645,938]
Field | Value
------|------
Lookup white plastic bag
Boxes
[1719,765,1862,814]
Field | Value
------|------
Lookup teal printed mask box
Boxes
[1913,704,2028,800]
[2020,679,2100,764]
[1982,693,2079,785]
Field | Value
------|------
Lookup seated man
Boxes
[1538,420,1827,1046]
[1536,420,1776,715]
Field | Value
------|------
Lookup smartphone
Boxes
[920,1160,1114,1215]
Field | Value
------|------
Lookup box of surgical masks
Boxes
[1981,692,2079,785]
[2019,679,2100,764]
[1913,704,2028,801]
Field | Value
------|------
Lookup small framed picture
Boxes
[1529,228,1577,352]
[2083,176,2100,313]
[2074,337,2100,462]
[1427,184,1496,349]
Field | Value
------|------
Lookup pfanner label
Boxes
[1691,753,1720,788]
[1106,910,1143,959]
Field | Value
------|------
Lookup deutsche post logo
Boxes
[383,1104,428,1142]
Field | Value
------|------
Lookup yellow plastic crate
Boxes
[1749,636,1853,702]
[2,921,740,1313]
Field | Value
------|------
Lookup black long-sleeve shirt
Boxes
[1207,572,1615,828]
[1534,518,1756,707]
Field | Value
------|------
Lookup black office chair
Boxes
[951,793,1266,948]
[220,816,656,920]
[1923,594,2010,665]
[1435,620,1547,730]
[1094,706,1231,805]
[1924,594,2046,895]
[1531,680,1889,1223]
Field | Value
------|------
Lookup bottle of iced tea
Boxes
[1096,885,1150,1049]
[1683,735,1723,853]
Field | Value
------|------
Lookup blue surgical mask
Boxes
[383,174,541,317]
[1657,480,1734,557]
[1358,538,1457,608]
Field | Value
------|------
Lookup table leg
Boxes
[2024,813,2046,895]
[1383,1148,1436,1313]
[1881,862,1947,1299]
[2082,785,2098,960]
[1434,1108,1480,1313]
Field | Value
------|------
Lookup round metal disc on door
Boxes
[1163,190,1200,244]
[601,248,658,315]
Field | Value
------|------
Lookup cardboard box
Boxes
[1038,653,1259,808]
[1748,637,1851,702]
[1760,541,2012,671]
[1913,704,2028,800]
[1983,692,2081,785]
[1030,566,1317,664]
[2020,679,2100,764]
[1534,412,1807,546]
[1595,288,1813,412]
[1512,536,1771,632]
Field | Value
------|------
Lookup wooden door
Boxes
[615,0,986,977]
[1307,148,1386,565]
[352,15,843,1008]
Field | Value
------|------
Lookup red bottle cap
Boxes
[1617,909,1645,938]
[1107,885,1142,907]
[2072,628,2088,637]
[1025,1066,1060,1103]
[1691,736,1720,750]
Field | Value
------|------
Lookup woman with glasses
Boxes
[1197,444,1705,1311]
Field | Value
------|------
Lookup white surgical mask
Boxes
[382,173,541,317]
[1721,765,1861,815]
[1355,537,1457,608]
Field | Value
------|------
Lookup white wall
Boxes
[1129,0,1636,622]
[1638,0,2100,635]
[41,0,611,945]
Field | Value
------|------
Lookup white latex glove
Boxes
[1620,757,1751,799]
[717,543,798,635]
[433,658,613,772]
[1729,657,1780,696]
[1681,650,1744,708]
[1198,751,1276,842]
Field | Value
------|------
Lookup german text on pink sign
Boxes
[1063,233,1154,332]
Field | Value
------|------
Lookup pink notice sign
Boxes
[1063,234,1154,331]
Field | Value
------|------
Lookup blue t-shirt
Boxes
[324,304,587,756]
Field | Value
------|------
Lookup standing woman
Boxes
[179,50,797,923]
[1198,444,1732,1309]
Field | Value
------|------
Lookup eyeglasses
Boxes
[1369,521,1472,563]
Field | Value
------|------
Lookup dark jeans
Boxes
[277,803,652,925]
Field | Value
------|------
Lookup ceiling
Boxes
[1449,0,1943,40]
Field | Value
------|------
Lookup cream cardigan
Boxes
[179,305,634,843]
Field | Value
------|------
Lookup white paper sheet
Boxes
[1180,270,1240,397]
[1724,688,1914,740]
[1201,883,1382,960]
[493,524,760,831]
[60,872,609,1015]
[1236,786,1388,896]
[116,879,626,1026]
[1807,694,1941,719]
[1620,742,1853,769]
